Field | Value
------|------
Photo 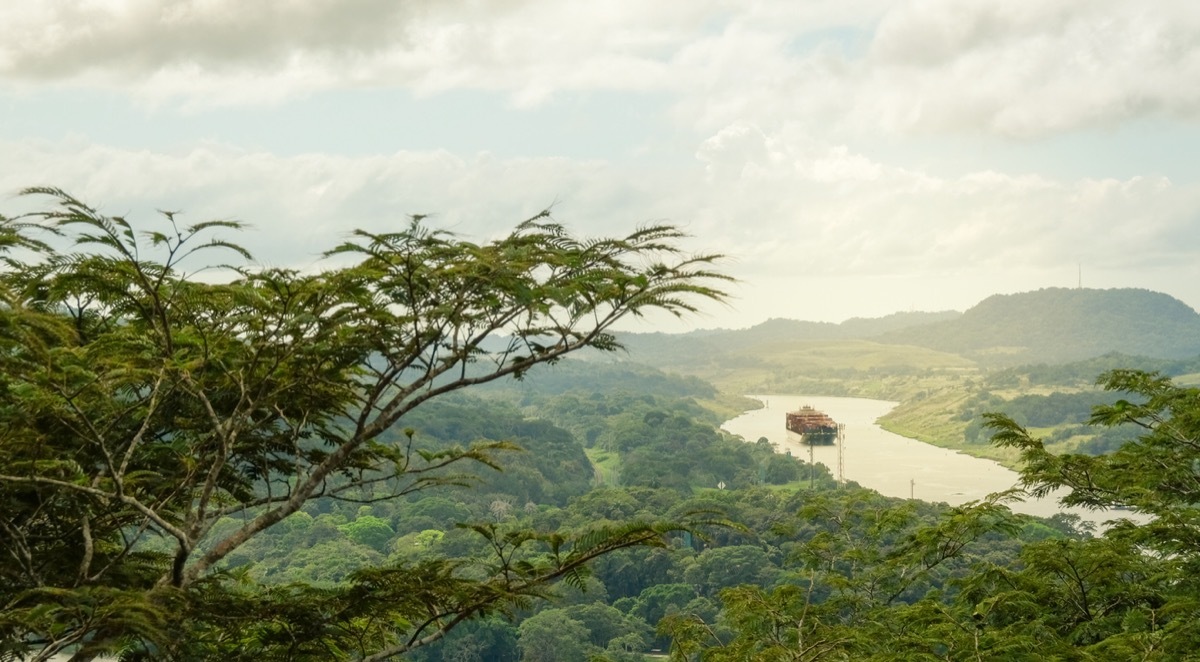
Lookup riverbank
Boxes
[722,394,1119,529]
[876,418,1023,469]
[873,386,1027,469]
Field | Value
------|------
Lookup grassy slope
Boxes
[875,387,1023,467]
[585,447,621,487]
[697,392,764,421]
[652,338,977,401]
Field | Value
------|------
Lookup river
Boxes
[722,394,1125,529]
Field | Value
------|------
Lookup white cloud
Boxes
[3,131,1199,325]
[853,0,1200,136]
[4,1,1200,327]
[0,139,678,266]
[8,1,1199,136]
[687,122,1200,278]
[0,0,718,107]
[675,1,1200,138]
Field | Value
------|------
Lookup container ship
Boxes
[785,405,842,445]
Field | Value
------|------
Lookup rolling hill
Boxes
[876,287,1200,366]
[612,288,1200,388]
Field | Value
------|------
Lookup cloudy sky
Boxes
[3,0,1199,331]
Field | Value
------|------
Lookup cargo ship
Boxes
[785,405,842,445]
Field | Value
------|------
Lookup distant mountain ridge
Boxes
[615,310,959,362]
[877,287,1200,366]
[616,287,1200,369]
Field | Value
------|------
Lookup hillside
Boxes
[618,310,958,355]
[877,287,1200,366]
[614,311,961,375]
[618,288,1200,372]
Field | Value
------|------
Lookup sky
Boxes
[2,0,1200,332]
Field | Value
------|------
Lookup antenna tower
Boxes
[809,443,815,490]
[836,423,846,487]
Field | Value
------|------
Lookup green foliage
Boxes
[517,609,593,662]
[564,602,652,651]
[987,351,1200,389]
[490,357,718,402]
[0,189,729,659]
[960,388,1139,455]
[661,489,1023,660]
[684,546,780,597]
[988,370,1200,520]
[402,615,519,662]
[391,394,596,506]
[763,453,801,484]
[15,185,1200,660]
[339,516,396,552]
[983,390,1121,428]
[982,371,1200,660]
[578,398,820,493]
[625,583,699,630]
[670,369,1200,660]
[592,546,684,602]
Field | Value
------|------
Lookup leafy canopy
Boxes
[0,188,729,660]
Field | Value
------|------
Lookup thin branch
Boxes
[0,474,191,550]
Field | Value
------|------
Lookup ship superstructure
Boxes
[785,405,843,445]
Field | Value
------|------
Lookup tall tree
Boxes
[516,609,592,662]
[981,369,1200,657]
[0,188,729,660]
[661,490,1020,660]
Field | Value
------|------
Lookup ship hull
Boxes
[785,405,842,445]
[798,430,838,445]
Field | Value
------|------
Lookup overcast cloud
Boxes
[2,0,1198,329]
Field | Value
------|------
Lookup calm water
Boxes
[722,395,1123,529]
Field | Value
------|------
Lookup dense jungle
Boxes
[4,191,1200,661]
